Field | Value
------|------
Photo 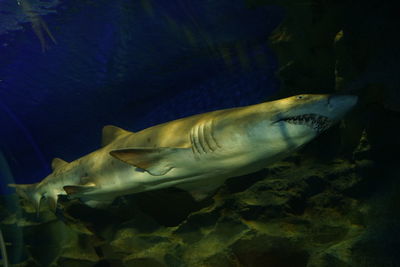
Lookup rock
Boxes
[0,152,393,266]
[231,234,309,267]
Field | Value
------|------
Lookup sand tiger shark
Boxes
[9,94,357,213]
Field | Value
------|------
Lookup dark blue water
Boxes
[0,0,284,187]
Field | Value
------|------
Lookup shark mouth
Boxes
[277,113,333,132]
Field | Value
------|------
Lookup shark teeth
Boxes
[279,114,333,132]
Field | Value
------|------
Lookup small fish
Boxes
[19,0,57,52]
[9,94,357,214]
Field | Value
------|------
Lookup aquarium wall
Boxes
[1,0,400,266]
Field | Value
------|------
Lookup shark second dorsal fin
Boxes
[51,158,68,171]
[110,147,188,176]
[102,125,132,147]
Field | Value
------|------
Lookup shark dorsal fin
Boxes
[102,125,132,147]
[51,158,68,171]
[110,147,187,176]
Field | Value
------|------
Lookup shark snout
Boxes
[328,94,358,110]
[327,94,358,119]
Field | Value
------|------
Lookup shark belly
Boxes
[69,145,247,204]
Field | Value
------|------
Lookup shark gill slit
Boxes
[202,121,215,152]
[194,125,205,154]
[189,131,196,155]
[210,119,221,149]
[197,123,208,154]
[205,120,218,151]
[190,127,201,155]
[189,130,196,155]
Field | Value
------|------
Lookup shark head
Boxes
[273,94,357,129]
[243,94,358,152]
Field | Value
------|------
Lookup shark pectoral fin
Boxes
[102,125,133,147]
[110,147,188,176]
[63,184,97,195]
[51,158,68,170]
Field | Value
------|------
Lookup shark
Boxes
[9,94,357,214]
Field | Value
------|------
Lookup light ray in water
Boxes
[19,0,57,52]
[0,228,8,267]
[0,151,24,265]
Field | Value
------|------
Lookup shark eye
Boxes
[296,95,306,100]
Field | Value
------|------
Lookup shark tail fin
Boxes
[8,183,42,216]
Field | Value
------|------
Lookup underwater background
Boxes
[0,0,282,186]
[1,0,400,266]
